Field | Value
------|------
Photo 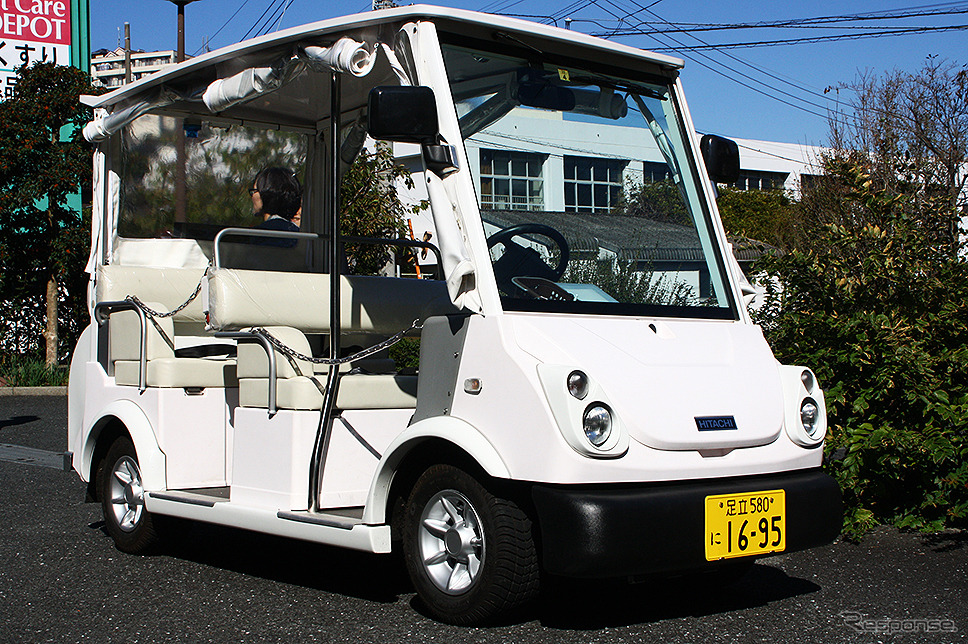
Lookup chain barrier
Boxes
[124,271,205,319]
[119,266,419,369]
[254,320,423,367]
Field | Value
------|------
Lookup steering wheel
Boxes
[486,223,570,296]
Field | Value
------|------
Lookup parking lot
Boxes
[1,394,965,643]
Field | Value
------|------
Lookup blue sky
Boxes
[90,1,968,146]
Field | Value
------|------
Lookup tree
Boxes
[826,57,968,255]
[340,146,425,275]
[716,186,798,251]
[754,157,968,536]
[616,178,690,225]
[0,63,98,365]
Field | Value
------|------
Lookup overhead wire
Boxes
[638,24,968,50]
[589,0,841,124]
[192,0,254,55]
[241,0,287,41]
[609,4,968,34]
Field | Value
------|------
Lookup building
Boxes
[460,107,827,216]
[90,47,180,89]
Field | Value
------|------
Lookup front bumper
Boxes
[532,467,841,578]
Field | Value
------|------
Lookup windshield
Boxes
[442,43,736,319]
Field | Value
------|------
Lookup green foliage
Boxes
[616,178,690,225]
[389,338,421,371]
[716,186,798,250]
[0,63,98,363]
[0,353,69,387]
[755,159,968,538]
[563,257,695,305]
[118,119,307,238]
[340,146,425,275]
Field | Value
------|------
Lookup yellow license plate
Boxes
[704,489,786,561]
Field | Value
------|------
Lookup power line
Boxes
[590,0,840,123]
[633,24,968,50]
[607,4,968,34]
[194,0,253,55]
[241,0,286,41]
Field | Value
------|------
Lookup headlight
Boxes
[800,398,820,437]
[567,370,589,400]
[583,404,612,447]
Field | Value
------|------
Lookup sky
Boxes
[90,1,968,146]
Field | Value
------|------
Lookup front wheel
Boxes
[100,436,162,554]
[402,464,540,625]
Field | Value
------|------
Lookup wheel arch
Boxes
[81,400,166,499]
[363,416,511,527]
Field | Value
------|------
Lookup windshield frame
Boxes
[438,34,739,321]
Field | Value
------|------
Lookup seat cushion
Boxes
[115,358,238,388]
[239,374,418,410]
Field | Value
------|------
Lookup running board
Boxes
[148,489,231,507]
[277,510,364,530]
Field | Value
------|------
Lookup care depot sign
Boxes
[0,0,71,98]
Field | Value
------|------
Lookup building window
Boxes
[564,156,627,213]
[643,161,672,184]
[479,149,545,210]
[733,170,789,191]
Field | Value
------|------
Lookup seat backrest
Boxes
[206,268,458,334]
[108,301,176,363]
[96,265,207,324]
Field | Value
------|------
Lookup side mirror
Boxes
[701,134,740,184]
[367,86,439,144]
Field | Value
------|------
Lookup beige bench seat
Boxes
[108,303,238,389]
[115,357,237,388]
[235,326,417,410]
[240,375,417,410]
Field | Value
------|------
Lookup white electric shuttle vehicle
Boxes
[67,6,841,625]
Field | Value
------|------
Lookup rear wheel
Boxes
[100,436,161,554]
[402,464,539,625]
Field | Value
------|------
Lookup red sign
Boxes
[0,0,71,46]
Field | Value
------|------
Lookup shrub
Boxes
[754,160,968,538]
[0,353,69,387]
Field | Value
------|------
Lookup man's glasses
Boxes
[248,187,259,195]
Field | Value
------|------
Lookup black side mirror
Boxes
[367,86,439,144]
[701,134,740,184]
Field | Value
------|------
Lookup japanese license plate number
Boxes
[704,489,786,560]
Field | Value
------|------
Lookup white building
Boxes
[90,48,181,89]
[460,107,826,217]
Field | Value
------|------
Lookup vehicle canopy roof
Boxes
[81,4,684,137]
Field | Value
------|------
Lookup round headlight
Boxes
[800,398,820,437]
[567,370,589,400]
[583,404,612,447]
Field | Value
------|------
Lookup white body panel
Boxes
[68,8,832,565]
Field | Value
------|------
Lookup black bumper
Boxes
[531,468,842,578]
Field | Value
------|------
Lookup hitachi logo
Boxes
[695,416,738,431]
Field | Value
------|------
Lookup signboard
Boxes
[0,0,72,99]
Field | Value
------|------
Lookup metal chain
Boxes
[254,320,423,366]
[125,274,204,319]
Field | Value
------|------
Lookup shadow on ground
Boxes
[90,517,822,628]
[90,518,410,604]
[532,563,820,629]
[0,415,40,430]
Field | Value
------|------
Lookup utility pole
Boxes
[123,23,131,84]
[372,0,396,9]
[166,0,200,224]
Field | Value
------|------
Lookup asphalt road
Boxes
[1,395,966,643]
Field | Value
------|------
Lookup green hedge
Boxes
[753,162,968,537]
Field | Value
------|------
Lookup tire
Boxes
[100,436,162,554]
[402,464,539,625]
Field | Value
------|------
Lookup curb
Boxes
[0,386,68,396]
